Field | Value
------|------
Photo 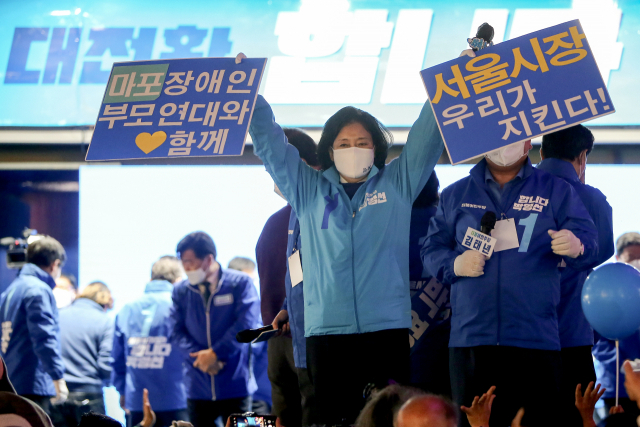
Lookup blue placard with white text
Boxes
[421,19,615,165]
[86,57,266,161]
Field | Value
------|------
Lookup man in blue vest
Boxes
[170,232,261,427]
[538,124,615,427]
[0,236,68,414]
[422,139,599,427]
[112,256,188,427]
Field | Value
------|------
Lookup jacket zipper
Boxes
[351,210,361,333]
[204,285,216,401]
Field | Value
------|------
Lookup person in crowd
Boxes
[0,236,68,414]
[538,124,615,427]
[422,136,599,427]
[248,50,443,424]
[354,384,424,427]
[112,256,188,427]
[593,233,640,420]
[78,389,156,427]
[52,274,77,309]
[227,257,272,415]
[1,355,54,427]
[407,172,451,396]
[170,232,261,427]
[256,127,319,426]
[623,360,640,409]
[395,394,457,427]
[52,281,114,426]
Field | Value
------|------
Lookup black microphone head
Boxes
[236,325,274,343]
[481,211,497,230]
[476,22,495,43]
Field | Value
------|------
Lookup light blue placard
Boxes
[421,19,615,165]
[85,57,266,161]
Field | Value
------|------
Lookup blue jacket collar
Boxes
[71,297,105,312]
[19,263,56,289]
[322,165,380,186]
[470,157,533,186]
[145,280,174,293]
[537,158,579,182]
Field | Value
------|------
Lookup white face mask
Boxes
[274,183,286,201]
[185,268,207,285]
[332,147,374,179]
[52,288,75,309]
[485,141,526,167]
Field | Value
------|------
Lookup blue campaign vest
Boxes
[537,158,614,348]
[422,159,599,350]
[111,281,186,411]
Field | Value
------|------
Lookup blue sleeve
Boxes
[421,190,460,286]
[169,286,202,356]
[110,316,127,396]
[555,184,599,270]
[281,297,288,312]
[383,101,444,202]
[212,279,261,360]
[24,288,65,381]
[98,318,114,383]
[249,95,321,216]
[590,189,615,266]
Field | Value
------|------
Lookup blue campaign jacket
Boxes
[59,298,114,392]
[422,159,599,350]
[0,264,65,396]
[111,281,186,411]
[409,205,452,385]
[170,269,260,401]
[593,331,640,399]
[282,208,306,368]
[537,159,614,348]
[250,95,443,336]
[251,341,272,406]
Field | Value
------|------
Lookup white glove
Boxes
[50,378,68,405]
[548,229,583,258]
[454,250,486,277]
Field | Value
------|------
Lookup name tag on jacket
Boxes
[214,294,234,306]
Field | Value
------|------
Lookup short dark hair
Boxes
[355,384,425,427]
[78,412,121,427]
[317,107,392,171]
[177,231,217,260]
[284,128,319,167]
[541,124,594,161]
[412,171,440,209]
[616,232,640,257]
[26,236,66,268]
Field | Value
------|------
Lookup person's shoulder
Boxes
[222,268,252,286]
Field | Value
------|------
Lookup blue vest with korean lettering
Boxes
[111,280,186,411]
[422,159,599,350]
[409,204,451,386]
[537,158,614,348]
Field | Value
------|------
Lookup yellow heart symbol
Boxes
[135,131,167,154]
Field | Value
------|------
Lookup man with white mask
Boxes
[422,139,599,427]
[249,65,444,422]
[169,232,261,427]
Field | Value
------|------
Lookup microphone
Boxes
[468,22,495,51]
[480,211,497,235]
[236,325,274,343]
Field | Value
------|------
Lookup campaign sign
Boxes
[86,57,267,161]
[421,19,615,165]
[462,227,497,258]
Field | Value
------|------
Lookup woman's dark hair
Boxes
[317,106,392,171]
[412,171,440,209]
[177,231,217,260]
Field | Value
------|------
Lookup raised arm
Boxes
[249,95,320,216]
[385,101,444,201]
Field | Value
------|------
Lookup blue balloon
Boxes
[582,263,640,340]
